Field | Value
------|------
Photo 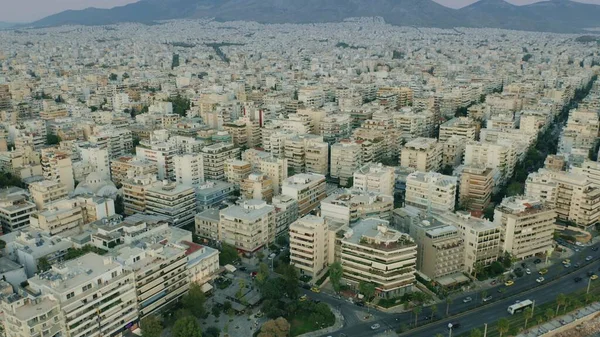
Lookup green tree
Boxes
[181,283,206,318]
[430,304,438,319]
[114,195,125,215]
[281,264,299,299]
[523,307,533,329]
[223,301,232,312]
[46,134,61,145]
[497,318,510,337]
[256,263,270,285]
[171,316,202,337]
[556,293,566,314]
[473,262,485,279]
[37,257,51,272]
[470,328,483,337]
[257,317,290,337]
[329,262,343,293]
[276,236,287,246]
[141,315,163,337]
[211,306,221,318]
[412,306,422,327]
[219,243,239,266]
[109,73,118,81]
[204,327,220,337]
[445,296,453,316]
[358,281,376,301]
[545,308,554,321]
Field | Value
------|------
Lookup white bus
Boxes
[507,300,533,315]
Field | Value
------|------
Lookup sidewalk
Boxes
[516,302,600,337]
[297,306,345,337]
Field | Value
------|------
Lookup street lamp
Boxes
[587,276,594,294]
[448,323,453,337]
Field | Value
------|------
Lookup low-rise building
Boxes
[195,209,221,241]
[195,180,235,211]
[29,180,68,210]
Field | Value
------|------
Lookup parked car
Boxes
[562,259,571,265]
[490,280,497,286]
[371,323,380,330]
[592,247,598,252]
[586,256,593,261]
[564,263,571,268]
[505,280,514,286]
[574,263,581,268]
[448,322,461,330]
[533,258,542,264]
[310,286,321,293]
[591,275,599,280]
[536,277,545,283]
[574,277,583,283]
[483,296,493,302]
[268,253,276,260]
[299,295,308,302]
[526,268,531,275]
[463,297,472,303]
[355,302,365,307]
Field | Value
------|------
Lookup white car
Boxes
[463,297,472,303]
[526,268,531,275]
[371,323,381,330]
[586,256,593,261]
[483,296,493,302]
[536,277,545,283]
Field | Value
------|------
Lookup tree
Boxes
[545,308,554,322]
[412,306,422,327]
[223,301,232,312]
[256,262,270,285]
[181,283,206,318]
[171,316,202,337]
[473,262,485,279]
[329,262,343,293]
[470,328,483,337]
[536,315,544,325]
[204,327,220,337]
[358,281,376,301]
[276,236,287,246]
[523,307,533,329]
[211,306,221,318]
[258,317,290,337]
[109,73,118,81]
[114,195,125,215]
[445,296,453,316]
[430,304,438,319]
[219,243,239,266]
[46,134,61,145]
[37,257,51,272]
[141,315,163,337]
[480,290,488,303]
[497,318,510,337]
[281,264,299,299]
[556,293,566,314]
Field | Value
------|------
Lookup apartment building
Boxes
[464,141,517,185]
[571,159,600,187]
[289,215,346,278]
[339,218,417,297]
[174,154,204,186]
[201,142,241,181]
[243,149,288,194]
[435,211,502,274]
[495,196,556,260]
[284,135,329,176]
[0,187,35,233]
[146,181,196,228]
[525,169,600,228]
[321,189,393,225]
[442,135,467,169]
[439,117,478,142]
[320,114,352,144]
[225,159,252,187]
[330,142,363,187]
[40,149,75,192]
[353,163,395,196]
[28,253,138,337]
[29,180,68,210]
[282,173,327,217]
[110,156,157,186]
[272,195,299,237]
[115,244,188,318]
[136,142,177,180]
[459,165,494,211]
[405,172,457,213]
[195,209,220,241]
[400,137,442,172]
[392,108,435,141]
[240,173,274,202]
[1,294,65,337]
[29,199,84,235]
[178,241,220,288]
[220,199,276,252]
[122,174,157,215]
[195,180,235,211]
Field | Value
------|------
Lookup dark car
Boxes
[533,258,542,264]
[448,322,461,329]
[592,247,599,252]
[588,271,595,277]
[239,266,247,272]
[574,263,581,268]
[302,283,311,290]
[355,302,365,307]
[521,263,527,268]
[574,277,583,283]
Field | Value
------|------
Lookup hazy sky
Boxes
[3,0,600,23]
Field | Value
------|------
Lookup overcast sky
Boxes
[2,0,600,23]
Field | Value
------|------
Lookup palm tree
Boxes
[497,318,510,337]
[523,307,533,329]
[473,262,485,279]
[413,306,422,327]
[563,297,572,314]
[446,296,453,316]
[585,293,593,304]
[470,328,483,337]
[430,304,438,319]
[536,315,544,326]
[480,290,488,303]
[545,308,554,322]
[556,293,566,315]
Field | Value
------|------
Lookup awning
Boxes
[224,264,237,273]
[201,283,214,293]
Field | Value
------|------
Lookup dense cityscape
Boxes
[0,15,600,337]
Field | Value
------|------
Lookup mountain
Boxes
[0,22,18,29]
[29,0,600,33]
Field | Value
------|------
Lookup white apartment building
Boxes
[122,174,157,215]
[439,117,478,142]
[459,165,494,211]
[412,222,465,280]
[1,293,65,337]
[79,146,110,180]
[330,142,363,187]
[0,187,36,233]
[110,156,157,186]
[242,149,288,194]
[400,137,442,172]
[405,172,457,213]
[495,196,556,260]
[174,153,204,186]
[179,240,220,289]
[353,163,395,196]
[29,180,68,211]
[320,114,352,144]
[442,135,467,168]
[146,181,196,228]
[40,149,75,192]
[28,253,138,337]
[29,199,84,235]
[201,142,240,181]
[464,141,517,185]
[284,134,329,176]
[240,173,274,202]
[321,189,393,225]
[272,195,299,237]
[195,209,220,241]
[339,218,417,297]
[219,199,276,252]
[136,142,177,180]
[282,173,327,217]
[225,159,252,187]
[571,160,600,187]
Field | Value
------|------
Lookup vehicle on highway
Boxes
[592,247,599,252]
[301,283,311,290]
[564,263,571,268]
[574,277,583,282]
[536,276,545,283]
[539,268,548,275]
[355,302,365,307]
[534,258,542,264]
[574,263,581,268]
[299,295,307,302]
[586,256,593,261]
[310,286,320,293]
[508,299,533,315]
[526,268,531,275]
[591,275,598,280]
[371,323,380,330]
[490,280,497,286]
[268,253,276,259]
[463,297,472,303]
[505,280,514,286]
[448,322,461,330]
[483,296,493,302]
[562,259,571,265]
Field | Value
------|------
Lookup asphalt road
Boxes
[313,241,600,337]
